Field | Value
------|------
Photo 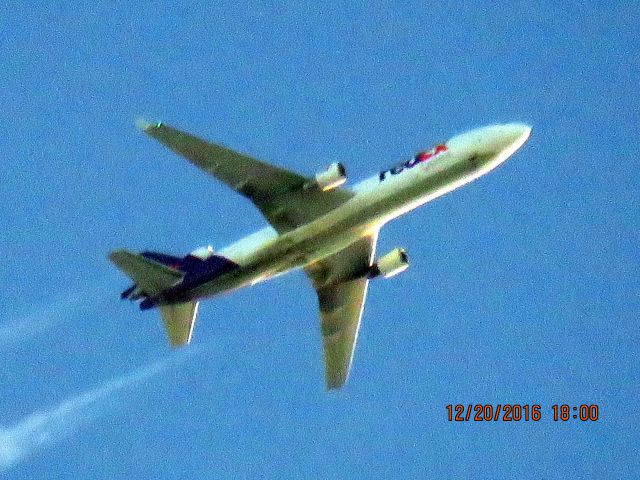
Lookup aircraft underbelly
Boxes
[186,157,475,300]
[186,224,365,299]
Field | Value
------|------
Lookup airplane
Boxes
[109,121,531,389]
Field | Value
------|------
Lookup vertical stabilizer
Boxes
[159,301,200,347]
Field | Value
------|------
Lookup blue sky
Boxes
[1,1,638,478]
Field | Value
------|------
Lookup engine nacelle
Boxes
[311,162,347,191]
[370,248,409,279]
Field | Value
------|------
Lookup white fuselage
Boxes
[186,123,531,300]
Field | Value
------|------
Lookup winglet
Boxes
[135,117,162,132]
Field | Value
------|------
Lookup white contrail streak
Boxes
[0,358,170,472]
[0,300,74,349]
[0,288,107,350]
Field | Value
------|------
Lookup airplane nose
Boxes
[494,123,532,155]
[446,123,531,168]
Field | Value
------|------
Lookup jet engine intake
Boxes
[310,162,347,191]
[369,248,409,279]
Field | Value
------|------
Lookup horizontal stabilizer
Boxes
[160,301,199,347]
[109,249,183,296]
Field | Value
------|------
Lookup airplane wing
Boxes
[304,232,379,389]
[138,121,354,233]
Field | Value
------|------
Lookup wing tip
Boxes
[108,249,132,262]
[135,117,163,132]
[108,249,124,263]
[325,373,348,390]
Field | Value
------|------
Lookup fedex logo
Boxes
[379,144,448,181]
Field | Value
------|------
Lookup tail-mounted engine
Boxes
[189,245,215,260]
[306,162,347,191]
[369,248,409,279]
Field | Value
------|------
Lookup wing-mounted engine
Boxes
[369,248,409,279]
[306,162,347,191]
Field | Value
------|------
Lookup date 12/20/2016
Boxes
[446,404,600,422]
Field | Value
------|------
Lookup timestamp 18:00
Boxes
[446,404,600,422]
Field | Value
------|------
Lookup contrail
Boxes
[0,357,171,472]
[0,288,107,350]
